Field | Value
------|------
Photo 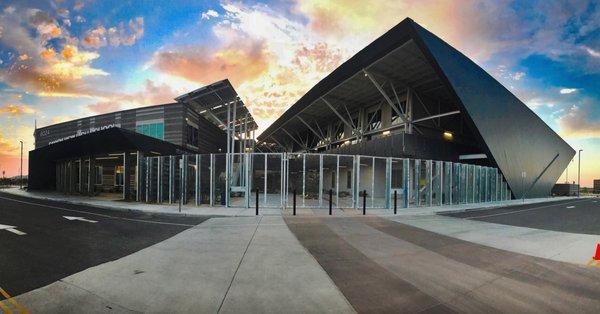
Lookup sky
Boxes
[0,0,598,186]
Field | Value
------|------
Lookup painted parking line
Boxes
[465,199,591,219]
[0,299,12,314]
[566,206,575,209]
[0,286,29,314]
[0,196,194,227]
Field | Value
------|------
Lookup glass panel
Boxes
[286,154,304,208]
[373,157,387,208]
[432,161,442,206]
[304,154,320,207]
[391,158,404,209]
[229,153,247,207]
[411,159,420,206]
[452,163,460,205]
[213,154,226,206]
[249,153,266,208]
[357,156,374,208]
[465,164,473,203]
[322,155,338,208]
[265,154,282,207]
[443,161,452,205]
[338,155,355,208]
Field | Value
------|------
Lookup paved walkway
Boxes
[10,216,353,313]
[1,187,576,217]
[285,216,600,313]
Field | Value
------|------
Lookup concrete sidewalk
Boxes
[388,213,600,265]
[12,216,354,313]
[1,187,576,217]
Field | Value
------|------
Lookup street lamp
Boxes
[578,149,583,197]
[19,140,23,189]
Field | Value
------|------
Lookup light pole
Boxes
[19,140,23,189]
[578,149,583,197]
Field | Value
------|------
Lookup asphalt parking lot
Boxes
[0,191,213,299]
[442,197,600,235]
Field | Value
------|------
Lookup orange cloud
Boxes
[557,100,600,138]
[151,41,269,86]
[40,48,56,61]
[86,79,180,114]
[81,17,144,49]
[0,104,35,116]
[0,132,19,157]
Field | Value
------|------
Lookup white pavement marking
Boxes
[0,223,26,235]
[63,216,98,223]
[0,195,195,227]
[465,199,590,219]
[566,206,575,209]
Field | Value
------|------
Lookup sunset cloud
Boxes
[0,104,35,116]
[0,132,19,157]
[557,99,600,138]
[151,40,269,86]
[82,17,145,49]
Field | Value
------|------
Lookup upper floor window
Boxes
[136,122,164,140]
[186,124,198,147]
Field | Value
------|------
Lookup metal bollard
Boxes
[394,190,397,215]
[293,189,297,216]
[329,189,333,215]
[255,188,259,216]
[362,190,366,215]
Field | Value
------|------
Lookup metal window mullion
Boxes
[319,154,323,207]
[210,154,214,206]
[336,155,340,207]
[145,157,149,202]
[264,154,267,205]
[302,154,306,207]
[403,158,409,208]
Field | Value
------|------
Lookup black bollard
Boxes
[255,188,259,216]
[394,190,397,215]
[293,189,297,216]
[362,190,367,215]
[329,189,333,215]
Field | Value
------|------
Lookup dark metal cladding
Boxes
[411,22,574,198]
[259,17,574,199]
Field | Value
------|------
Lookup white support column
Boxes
[196,154,200,206]
[264,154,268,205]
[336,155,340,207]
[145,157,149,202]
[225,104,230,208]
[403,159,410,208]
[319,154,323,207]
[158,157,162,203]
[302,154,306,207]
[245,153,250,208]
[371,157,375,208]
[356,156,361,209]
[385,158,391,210]
[169,156,174,204]
[78,158,82,193]
[210,154,214,206]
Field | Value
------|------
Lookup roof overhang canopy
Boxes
[258,17,575,199]
[175,79,258,133]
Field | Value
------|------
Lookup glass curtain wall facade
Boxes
[135,152,512,210]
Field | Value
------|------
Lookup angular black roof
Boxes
[259,17,574,198]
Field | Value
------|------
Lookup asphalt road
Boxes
[442,197,600,235]
[0,191,213,299]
